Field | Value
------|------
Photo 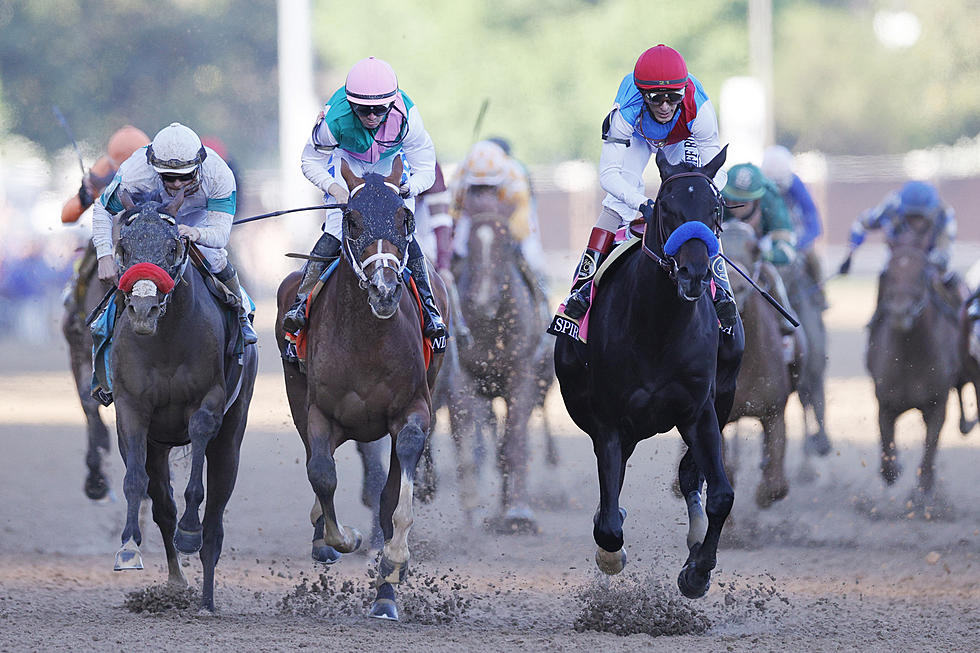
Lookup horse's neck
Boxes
[620,253,693,325]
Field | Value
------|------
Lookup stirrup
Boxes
[240,315,258,345]
[282,300,307,334]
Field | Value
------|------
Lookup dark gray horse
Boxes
[453,208,555,533]
[109,189,257,613]
[720,221,793,508]
[867,241,959,494]
[61,244,114,500]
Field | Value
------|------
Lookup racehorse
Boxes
[275,158,448,621]
[555,147,744,599]
[867,238,960,495]
[452,209,555,532]
[61,245,114,500]
[109,188,257,613]
[719,220,792,508]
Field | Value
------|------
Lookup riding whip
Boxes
[232,203,347,225]
[52,105,87,177]
[85,287,117,327]
[719,253,801,328]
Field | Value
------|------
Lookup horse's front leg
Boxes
[917,399,946,494]
[370,408,429,621]
[497,381,538,532]
[677,409,734,599]
[878,403,902,484]
[592,431,631,575]
[306,405,362,554]
[175,387,225,555]
[757,410,789,509]
[113,401,151,571]
[144,441,186,587]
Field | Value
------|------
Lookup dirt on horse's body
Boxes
[554,148,744,600]
[61,243,115,501]
[867,241,960,494]
[109,191,257,613]
[275,159,448,621]
[720,221,792,508]
[451,210,555,531]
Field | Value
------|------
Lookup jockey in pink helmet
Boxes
[285,57,445,344]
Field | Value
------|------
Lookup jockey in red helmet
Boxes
[550,44,737,336]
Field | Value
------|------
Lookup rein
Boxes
[341,181,410,286]
[641,171,723,277]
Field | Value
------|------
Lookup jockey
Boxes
[840,180,964,306]
[283,56,446,342]
[721,162,799,333]
[450,139,548,298]
[92,122,258,345]
[61,125,151,322]
[558,44,737,330]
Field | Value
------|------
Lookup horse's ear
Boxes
[118,188,136,211]
[656,149,683,181]
[340,158,362,191]
[385,156,404,187]
[703,145,728,180]
[161,186,185,217]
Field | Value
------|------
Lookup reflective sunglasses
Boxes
[160,170,197,183]
[350,102,393,118]
[644,90,685,106]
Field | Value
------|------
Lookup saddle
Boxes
[89,249,252,409]
[283,263,434,374]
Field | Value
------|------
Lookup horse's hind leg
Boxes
[917,401,945,494]
[592,432,632,575]
[175,393,225,556]
[144,441,186,588]
[356,439,386,550]
[307,407,361,554]
[371,414,428,621]
[677,411,734,599]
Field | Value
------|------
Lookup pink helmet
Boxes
[345,57,398,106]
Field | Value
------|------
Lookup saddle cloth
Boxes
[284,263,434,373]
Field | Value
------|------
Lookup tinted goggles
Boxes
[350,102,393,118]
[643,90,685,106]
[160,170,197,183]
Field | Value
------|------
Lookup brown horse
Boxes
[62,243,115,501]
[275,159,448,621]
[452,208,555,532]
[720,221,792,508]
[867,240,960,495]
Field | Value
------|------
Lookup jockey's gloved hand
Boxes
[638,198,656,221]
[399,183,411,199]
[178,225,201,242]
[97,255,119,284]
[78,180,94,208]
[838,254,852,276]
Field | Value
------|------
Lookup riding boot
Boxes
[216,264,258,346]
[562,227,616,319]
[282,233,342,333]
[407,239,448,343]
[710,254,740,332]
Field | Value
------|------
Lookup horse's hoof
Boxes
[368,583,399,621]
[312,541,342,565]
[491,506,540,535]
[677,561,710,599]
[335,527,363,554]
[113,538,143,571]
[881,460,902,485]
[595,547,627,575]
[84,473,110,502]
[804,432,832,457]
[378,554,410,584]
[755,482,789,509]
[174,528,203,555]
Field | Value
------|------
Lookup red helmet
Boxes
[633,44,688,91]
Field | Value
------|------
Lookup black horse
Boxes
[109,189,257,613]
[554,148,743,599]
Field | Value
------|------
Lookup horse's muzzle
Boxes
[367,268,403,320]
[126,295,163,335]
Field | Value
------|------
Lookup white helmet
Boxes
[761,145,795,192]
[147,122,205,175]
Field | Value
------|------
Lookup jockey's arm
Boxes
[597,109,650,211]
[399,107,436,198]
[91,194,115,260]
[849,193,898,250]
[928,206,957,270]
[194,208,234,249]
[788,175,822,250]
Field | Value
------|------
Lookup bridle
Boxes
[641,171,724,279]
[117,208,190,315]
[341,181,410,287]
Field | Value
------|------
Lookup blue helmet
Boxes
[899,180,940,216]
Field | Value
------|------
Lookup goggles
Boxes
[350,102,393,118]
[160,170,197,183]
[643,89,685,106]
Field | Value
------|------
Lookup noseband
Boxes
[117,210,189,314]
[641,171,724,278]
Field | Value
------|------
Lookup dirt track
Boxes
[1,276,979,651]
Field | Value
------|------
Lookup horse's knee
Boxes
[395,424,427,469]
[307,454,338,494]
[705,485,734,518]
[189,410,222,441]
